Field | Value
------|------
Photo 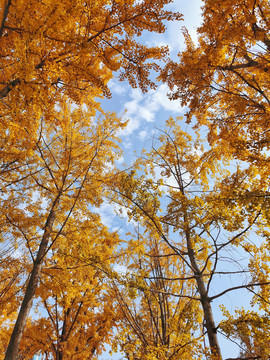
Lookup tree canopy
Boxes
[1,0,270,359]
[0,0,182,160]
[162,0,270,165]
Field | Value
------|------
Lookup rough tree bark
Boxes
[4,195,60,360]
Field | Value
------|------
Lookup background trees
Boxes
[0,0,182,161]
[0,255,30,356]
[17,215,120,360]
[1,107,125,359]
[0,0,183,358]
[113,118,270,359]
[161,0,270,165]
[157,2,270,356]
[111,230,202,360]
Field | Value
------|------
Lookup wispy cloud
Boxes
[118,84,185,139]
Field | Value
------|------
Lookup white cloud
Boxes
[116,156,124,165]
[147,84,183,113]
[113,203,138,227]
[123,141,133,149]
[130,88,143,101]
[108,79,126,95]
[125,99,139,114]
[118,84,185,140]
[95,201,137,230]
[113,264,127,274]
[95,202,117,228]
[149,165,179,193]
[103,1,203,145]
[145,39,173,52]
[138,130,147,141]
[12,248,23,259]
[131,84,184,120]
[117,115,140,137]
[138,106,154,122]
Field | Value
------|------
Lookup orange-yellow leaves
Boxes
[0,0,182,162]
[0,104,126,359]
[162,0,270,166]
[220,307,270,360]
[16,216,120,359]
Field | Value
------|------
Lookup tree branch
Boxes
[0,0,12,37]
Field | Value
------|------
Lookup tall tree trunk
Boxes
[4,196,60,360]
[185,228,222,359]
[197,275,222,358]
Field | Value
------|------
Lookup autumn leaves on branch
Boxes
[1,0,270,359]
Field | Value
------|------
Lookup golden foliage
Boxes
[0,0,182,160]
[161,0,270,164]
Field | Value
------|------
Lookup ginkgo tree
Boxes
[110,228,203,360]
[219,218,270,359]
[113,118,270,359]
[0,0,182,162]
[0,0,184,358]
[16,214,120,360]
[0,254,30,357]
[161,0,270,166]
[0,105,125,360]
[158,1,270,357]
